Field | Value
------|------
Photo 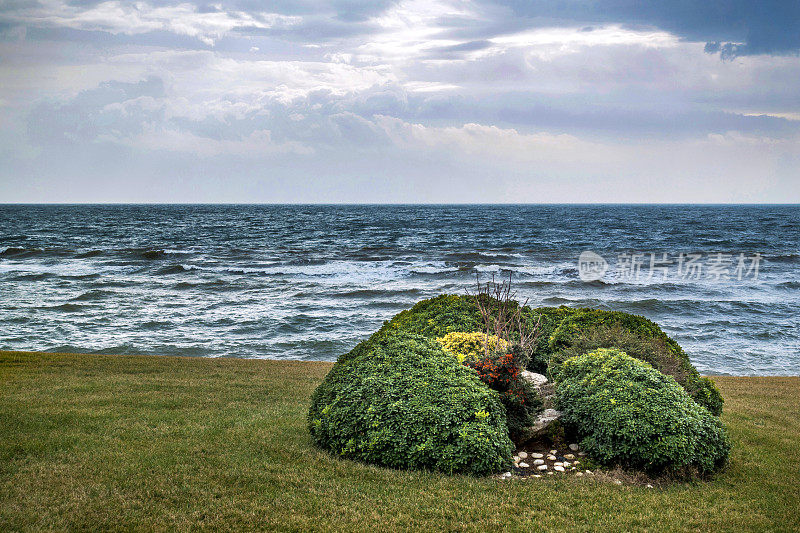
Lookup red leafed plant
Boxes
[467,349,539,441]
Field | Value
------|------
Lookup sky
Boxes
[1,1,799,203]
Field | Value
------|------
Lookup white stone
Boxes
[503,472,512,478]
[549,449,557,455]
[520,370,548,388]
[547,454,557,461]
[614,479,622,485]
[563,461,571,467]
[513,455,520,463]
[532,475,541,478]
[537,464,548,471]
[576,472,584,477]
[533,459,545,466]
[646,484,654,489]
[547,472,553,475]
[585,470,593,475]
[553,462,563,467]
[519,462,529,468]
[564,453,575,460]
[531,453,544,459]
[518,451,528,459]
[578,452,587,457]
[573,461,580,465]
[569,443,579,452]
[554,465,565,472]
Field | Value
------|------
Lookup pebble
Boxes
[573,460,580,465]
[519,462,529,468]
[563,461,571,467]
[576,472,584,477]
[531,453,544,459]
[554,465,565,472]
[646,484,654,489]
[533,475,541,478]
[578,452,587,457]
[549,449,557,455]
[518,451,528,459]
[503,472,512,478]
[533,459,545,466]
[547,454,557,461]
[553,462,563,467]
[564,453,575,460]
[569,443,579,452]
[513,456,520,463]
[547,472,553,475]
[537,464,548,471]
[614,479,622,485]
[585,470,593,475]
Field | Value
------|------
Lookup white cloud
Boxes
[4,1,301,45]
[99,125,313,157]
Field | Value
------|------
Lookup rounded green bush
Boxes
[308,332,514,475]
[553,348,730,475]
[546,308,724,415]
[375,294,483,340]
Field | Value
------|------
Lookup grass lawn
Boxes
[1,350,798,532]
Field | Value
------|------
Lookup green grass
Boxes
[1,351,798,532]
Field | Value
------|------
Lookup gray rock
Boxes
[533,459,545,466]
[520,371,548,388]
[519,462,529,468]
[518,409,563,442]
[569,443,580,451]
[554,465,565,472]
[531,453,544,459]
[537,464,548,471]
[518,451,528,459]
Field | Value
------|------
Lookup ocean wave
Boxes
[765,254,800,263]
[38,303,85,312]
[140,249,167,260]
[72,289,114,302]
[76,250,103,258]
[156,264,196,275]
[0,247,43,258]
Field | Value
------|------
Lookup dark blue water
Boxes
[0,204,797,375]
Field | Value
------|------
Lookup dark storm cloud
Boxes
[486,0,800,57]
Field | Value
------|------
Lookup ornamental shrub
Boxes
[375,294,483,340]
[466,348,542,441]
[308,332,514,475]
[436,331,510,363]
[547,309,723,415]
[553,348,730,475]
[521,306,579,372]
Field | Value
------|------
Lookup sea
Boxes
[0,204,797,375]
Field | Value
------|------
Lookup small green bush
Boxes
[308,333,514,475]
[553,348,730,475]
[547,309,723,415]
